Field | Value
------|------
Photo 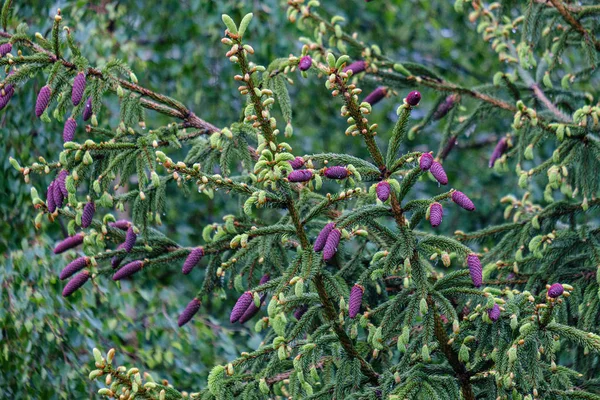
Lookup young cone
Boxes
[314,222,335,252]
[419,153,434,171]
[230,291,253,323]
[287,169,313,182]
[406,90,421,106]
[489,137,508,168]
[348,284,364,318]
[376,181,391,202]
[178,298,202,327]
[52,179,64,209]
[35,85,51,117]
[289,156,305,170]
[488,304,500,322]
[429,161,448,185]
[62,271,90,297]
[467,254,482,288]
[324,166,349,180]
[0,42,12,57]
[112,260,143,281]
[46,182,57,213]
[428,202,443,227]
[298,55,312,71]
[323,228,342,261]
[294,305,309,320]
[433,94,458,120]
[123,226,137,252]
[364,87,387,106]
[343,60,366,74]
[182,247,204,275]
[83,97,93,121]
[60,256,89,280]
[54,233,84,254]
[451,190,475,211]
[0,84,14,110]
[56,170,68,197]
[111,243,126,269]
[109,220,131,230]
[63,118,77,142]
[548,283,564,298]
[81,201,95,228]
[71,72,86,106]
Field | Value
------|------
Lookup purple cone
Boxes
[488,304,500,322]
[406,91,421,106]
[364,87,387,106]
[429,161,448,185]
[63,117,77,142]
[230,291,253,323]
[56,170,68,197]
[109,220,131,230]
[429,202,443,227]
[298,55,312,71]
[294,305,308,320]
[259,274,271,285]
[451,191,475,211]
[35,85,51,117]
[182,247,204,275]
[178,298,201,327]
[419,153,433,171]
[489,137,508,168]
[343,60,366,74]
[52,180,64,209]
[81,201,95,228]
[123,226,137,252]
[0,43,12,57]
[0,84,14,110]
[54,233,84,254]
[62,271,90,297]
[82,97,93,121]
[348,284,364,318]
[376,181,391,202]
[467,254,482,288]
[324,166,349,180]
[112,260,143,281]
[289,156,305,170]
[46,182,57,213]
[433,94,458,120]
[323,228,342,261]
[111,243,126,269]
[288,169,313,182]
[71,72,86,106]
[548,283,564,298]
[60,256,89,280]
[314,222,335,252]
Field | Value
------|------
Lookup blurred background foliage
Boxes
[1,0,514,397]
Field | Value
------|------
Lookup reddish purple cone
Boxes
[406,91,421,106]
[0,85,14,110]
[178,298,201,327]
[239,287,269,324]
[60,256,89,280]
[63,118,77,142]
[230,291,253,323]
[35,85,51,117]
[298,55,312,71]
[52,180,64,209]
[82,97,93,121]
[314,222,335,252]
[112,260,143,281]
[111,243,126,269]
[323,228,342,261]
[419,153,433,171]
[62,271,90,297]
[451,191,475,211]
[488,304,500,322]
[259,274,271,285]
[467,254,482,288]
[56,170,68,197]
[123,226,137,252]
[548,283,564,298]
[489,137,508,168]
[71,72,86,106]
[182,247,204,275]
[81,201,95,228]
[429,202,443,227]
[376,181,390,202]
[289,156,305,170]
[364,87,387,106]
[109,220,131,230]
[288,169,313,182]
[0,43,12,57]
[324,166,349,180]
[294,305,308,320]
[348,284,364,318]
[433,94,458,120]
[46,182,57,213]
[343,60,366,74]
[54,233,84,254]
[429,161,448,185]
